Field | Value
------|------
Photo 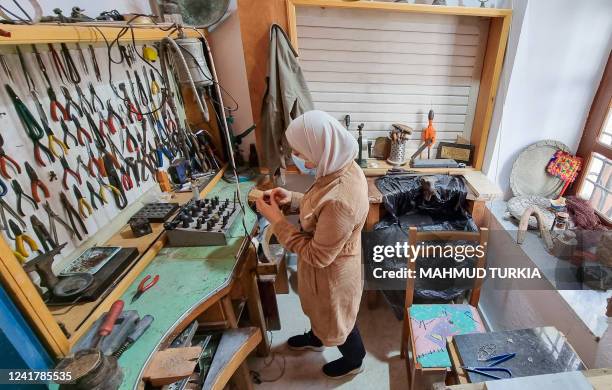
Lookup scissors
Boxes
[131,274,159,303]
[462,353,515,380]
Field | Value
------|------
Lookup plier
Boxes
[75,85,93,115]
[86,180,106,210]
[125,157,141,187]
[59,156,82,190]
[59,192,88,241]
[0,185,26,240]
[30,215,57,252]
[85,142,106,177]
[42,201,74,242]
[60,118,78,149]
[103,155,128,209]
[96,177,121,203]
[30,91,69,159]
[60,87,83,119]
[106,100,126,135]
[11,179,38,216]
[9,219,39,259]
[0,134,21,179]
[24,162,50,203]
[72,185,93,218]
[88,83,104,112]
[71,114,92,146]
[131,274,159,303]
[462,353,515,381]
[120,166,134,191]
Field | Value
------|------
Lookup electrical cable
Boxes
[249,331,286,383]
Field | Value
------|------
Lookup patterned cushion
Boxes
[409,304,485,368]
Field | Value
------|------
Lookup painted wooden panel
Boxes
[296,6,489,157]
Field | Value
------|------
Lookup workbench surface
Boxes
[113,180,257,390]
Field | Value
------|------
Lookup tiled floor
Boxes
[249,266,408,389]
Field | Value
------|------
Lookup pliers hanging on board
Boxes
[60,118,78,149]
[30,215,57,252]
[85,142,106,177]
[59,192,87,241]
[124,157,140,187]
[0,201,26,241]
[24,162,50,203]
[119,166,133,191]
[31,90,69,158]
[11,179,38,216]
[60,43,81,85]
[89,83,104,112]
[5,85,55,167]
[61,87,83,119]
[48,43,67,84]
[42,201,75,243]
[15,46,36,92]
[70,114,92,146]
[9,219,39,259]
[96,177,121,204]
[31,44,69,122]
[72,185,93,218]
[106,100,126,135]
[59,156,82,190]
[103,154,128,209]
[0,134,21,179]
[75,85,93,115]
[86,180,106,210]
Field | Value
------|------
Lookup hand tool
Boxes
[59,156,82,190]
[88,44,102,82]
[42,200,75,241]
[0,192,25,240]
[119,166,134,191]
[462,353,515,380]
[24,162,50,203]
[130,275,159,303]
[85,142,105,177]
[119,45,132,68]
[60,118,78,148]
[30,215,57,252]
[31,91,69,158]
[32,45,68,122]
[60,43,81,85]
[11,179,38,216]
[31,44,51,86]
[89,83,104,113]
[149,68,160,96]
[125,126,138,153]
[9,219,39,258]
[125,157,141,187]
[96,177,120,204]
[118,82,142,122]
[0,134,21,179]
[86,111,107,147]
[47,43,67,83]
[103,154,128,209]
[75,43,89,75]
[16,46,36,91]
[112,315,154,357]
[72,185,93,218]
[5,85,55,166]
[134,69,149,107]
[75,85,93,114]
[76,155,92,178]
[61,87,83,118]
[98,112,114,137]
[59,192,88,240]
[106,100,125,135]
[0,54,14,83]
[86,180,106,210]
[70,114,92,146]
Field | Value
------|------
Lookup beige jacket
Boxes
[272,162,369,346]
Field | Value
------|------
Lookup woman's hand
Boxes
[263,187,291,206]
[256,196,285,225]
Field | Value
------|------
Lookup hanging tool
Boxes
[125,157,141,187]
[0,197,25,240]
[72,185,93,218]
[119,166,133,191]
[462,353,515,380]
[31,91,69,158]
[42,201,75,242]
[0,55,14,83]
[103,154,127,209]
[24,162,50,203]
[106,100,125,135]
[0,134,21,179]
[85,142,105,177]
[32,45,51,87]
[9,219,39,259]
[71,114,92,146]
[11,180,38,216]
[5,85,55,166]
[75,43,89,75]
[59,192,87,241]
[88,44,102,82]
[32,45,68,122]
[130,275,159,303]
[75,85,93,114]
[86,181,106,210]
[60,118,78,148]
[60,43,81,84]
[113,315,154,357]
[85,111,106,146]
[59,156,82,190]
[47,43,67,83]
[61,87,83,118]
[30,215,57,252]
[88,83,104,112]
[16,46,36,92]
[96,177,121,204]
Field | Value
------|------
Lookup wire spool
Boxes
[172,38,213,87]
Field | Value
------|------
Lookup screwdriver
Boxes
[112,315,154,358]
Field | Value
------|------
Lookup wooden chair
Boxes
[400,227,489,390]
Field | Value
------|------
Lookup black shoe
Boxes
[322,357,364,379]
[287,331,324,352]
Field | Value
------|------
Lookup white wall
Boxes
[483,0,612,198]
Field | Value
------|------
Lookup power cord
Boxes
[250,331,287,384]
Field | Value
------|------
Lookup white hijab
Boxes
[286,110,358,179]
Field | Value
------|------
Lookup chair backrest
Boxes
[404,227,488,308]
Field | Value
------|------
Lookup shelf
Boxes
[0,23,202,45]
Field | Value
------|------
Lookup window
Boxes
[575,52,612,222]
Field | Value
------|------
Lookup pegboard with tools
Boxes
[0,36,194,269]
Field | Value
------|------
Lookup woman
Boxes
[256,110,370,378]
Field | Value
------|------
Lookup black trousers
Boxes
[312,326,366,365]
